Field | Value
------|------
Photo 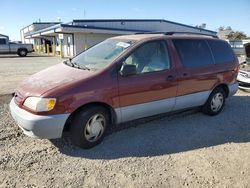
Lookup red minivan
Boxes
[10,33,239,148]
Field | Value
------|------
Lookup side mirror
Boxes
[120,64,137,76]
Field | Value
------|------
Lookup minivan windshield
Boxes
[70,39,135,70]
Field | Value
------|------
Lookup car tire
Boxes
[69,106,109,149]
[18,49,28,57]
[202,87,226,116]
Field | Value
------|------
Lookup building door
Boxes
[44,39,52,53]
[117,40,178,122]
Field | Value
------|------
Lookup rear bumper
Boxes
[9,98,70,139]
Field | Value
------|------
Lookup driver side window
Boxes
[124,40,170,74]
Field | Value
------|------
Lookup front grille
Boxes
[239,71,250,78]
[238,81,250,87]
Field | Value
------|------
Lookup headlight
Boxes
[23,97,56,112]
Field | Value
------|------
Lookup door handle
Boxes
[166,75,175,81]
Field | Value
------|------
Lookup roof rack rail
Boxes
[135,31,218,38]
[135,32,165,34]
[164,32,218,38]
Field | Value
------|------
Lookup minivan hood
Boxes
[17,63,95,97]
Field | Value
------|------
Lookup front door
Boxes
[117,40,178,122]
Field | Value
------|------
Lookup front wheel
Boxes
[69,106,109,149]
[202,87,226,116]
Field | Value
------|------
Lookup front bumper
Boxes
[9,98,70,139]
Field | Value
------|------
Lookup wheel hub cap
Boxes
[211,93,223,112]
[84,114,105,142]
[91,122,102,135]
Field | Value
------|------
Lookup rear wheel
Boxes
[69,106,109,149]
[18,49,27,57]
[202,87,226,116]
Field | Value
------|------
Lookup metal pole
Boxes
[60,43,63,58]
[53,44,56,56]
[38,44,40,54]
[47,44,50,56]
[42,43,45,54]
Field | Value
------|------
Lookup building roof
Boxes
[20,22,61,31]
[60,24,148,32]
[23,19,217,38]
[72,19,216,34]
[27,23,145,37]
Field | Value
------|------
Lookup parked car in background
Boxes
[237,62,250,91]
[0,34,33,57]
[237,43,250,91]
[10,32,239,149]
[245,43,250,64]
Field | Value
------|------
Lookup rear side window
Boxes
[173,39,214,68]
[208,40,235,64]
[0,38,6,45]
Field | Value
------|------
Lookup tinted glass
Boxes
[124,41,170,73]
[208,40,235,64]
[173,39,214,68]
[0,39,6,45]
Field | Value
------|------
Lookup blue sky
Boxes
[0,0,249,40]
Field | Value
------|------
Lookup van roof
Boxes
[113,34,164,41]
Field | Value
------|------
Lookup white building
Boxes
[21,22,61,44]
[21,19,217,57]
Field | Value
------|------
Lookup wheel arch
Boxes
[63,102,117,132]
[213,84,229,98]
[17,48,28,52]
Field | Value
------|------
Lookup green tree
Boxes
[227,31,247,40]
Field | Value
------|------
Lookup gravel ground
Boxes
[0,56,250,187]
[0,90,250,188]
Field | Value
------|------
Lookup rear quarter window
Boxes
[0,38,7,45]
[208,40,235,64]
[173,39,214,68]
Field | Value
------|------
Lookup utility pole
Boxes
[83,9,86,18]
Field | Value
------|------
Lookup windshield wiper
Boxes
[63,59,74,67]
[78,64,91,71]
[63,59,90,71]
